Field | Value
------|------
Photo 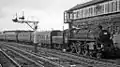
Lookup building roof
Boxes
[68,0,111,11]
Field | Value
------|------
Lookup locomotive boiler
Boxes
[64,25,116,58]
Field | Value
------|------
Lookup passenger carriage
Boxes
[0,34,6,41]
[5,32,17,42]
[18,32,32,43]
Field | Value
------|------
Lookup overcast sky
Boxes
[0,0,91,31]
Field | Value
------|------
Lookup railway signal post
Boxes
[12,12,39,53]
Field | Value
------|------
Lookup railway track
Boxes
[0,48,21,67]
[0,42,87,67]
[0,43,71,67]
[2,48,43,67]
[4,44,86,67]
[20,46,120,67]
[1,41,120,67]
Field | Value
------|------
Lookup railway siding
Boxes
[0,48,21,67]
[4,45,64,67]
[1,41,120,67]
[39,47,120,67]
[2,43,87,67]
[5,48,44,67]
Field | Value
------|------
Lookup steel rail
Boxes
[0,49,21,67]
[5,48,44,67]
[2,42,120,67]
[5,45,64,67]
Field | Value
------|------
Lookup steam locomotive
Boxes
[0,26,119,58]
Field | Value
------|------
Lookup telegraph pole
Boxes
[12,12,39,53]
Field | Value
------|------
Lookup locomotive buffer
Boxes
[12,12,39,53]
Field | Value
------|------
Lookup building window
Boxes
[64,12,70,22]
[94,4,103,15]
[117,0,119,11]
[83,8,86,18]
[89,7,91,16]
[111,2,114,12]
[68,0,120,19]
[73,12,77,19]
[118,0,120,11]
[105,2,109,14]
[77,9,80,19]
[94,6,97,16]
[109,1,112,13]
[81,9,83,18]
[76,10,79,19]
[82,8,85,18]
[70,13,73,19]
[87,7,90,17]
[101,4,105,14]
[112,1,117,12]
[77,10,80,19]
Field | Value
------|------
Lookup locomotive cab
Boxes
[96,29,115,58]
[99,30,111,42]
